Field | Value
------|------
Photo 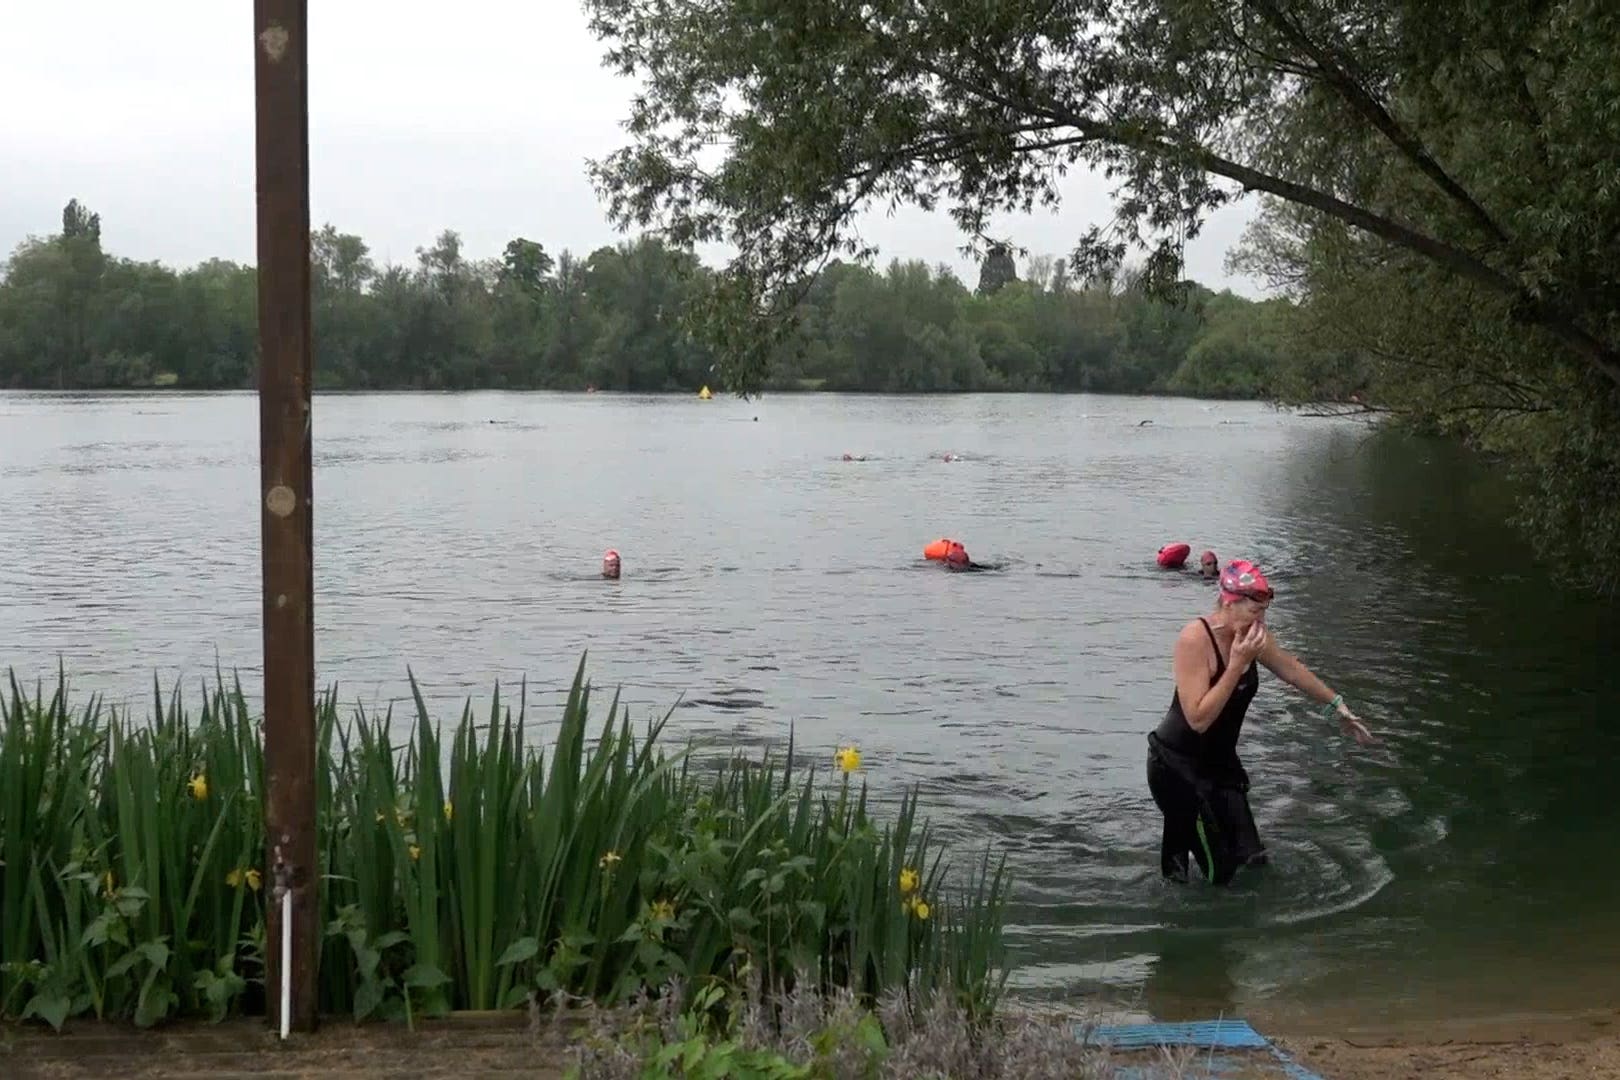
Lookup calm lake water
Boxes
[2,389,1616,1030]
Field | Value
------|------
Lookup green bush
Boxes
[0,657,1008,1030]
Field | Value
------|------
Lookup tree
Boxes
[582,0,1620,586]
[540,251,598,387]
[1050,258,1071,295]
[0,203,1322,401]
[1024,255,1055,293]
[407,230,492,388]
[1235,196,1620,590]
[58,199,109,385]
[61,199,101,244]
[582,237,714,391]
[0,201,111,387]
[310,226,376,387]
[498,238,554,295]
[583,0,1620,392]
[312,225,375,294]
[484,239,553,387]
[175,259,257,388]
[1167,293,1291,399]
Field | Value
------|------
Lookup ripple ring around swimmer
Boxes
[1254,837,1396,928]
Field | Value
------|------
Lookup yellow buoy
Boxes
[698,385,712,400]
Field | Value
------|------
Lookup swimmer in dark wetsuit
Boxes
[943,543,998,572]
[1146,560,1376,885]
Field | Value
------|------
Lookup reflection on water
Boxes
[1,389,1615,1025]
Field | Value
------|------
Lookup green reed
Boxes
[0,656,1008,1030]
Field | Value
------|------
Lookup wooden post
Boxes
[254,0,318,1034]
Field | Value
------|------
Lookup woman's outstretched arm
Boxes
[1259,641,1337,703]
[1260,640,1379,745]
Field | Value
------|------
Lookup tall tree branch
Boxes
[1244,0,1511,246]
[900,58,1620,389]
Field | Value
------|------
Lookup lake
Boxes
[2,389,1616,1031]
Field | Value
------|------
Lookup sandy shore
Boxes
[1281,1035,1620,1078]
[1277,1007,1620,1079]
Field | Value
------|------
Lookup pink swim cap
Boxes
[1219,559,1273,603]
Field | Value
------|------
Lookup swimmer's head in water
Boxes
[945,543,970,568]
[602,549,621,579]
[1199,550,1219,577]
[1218,559,1272,622]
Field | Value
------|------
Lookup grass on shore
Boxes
[0,656,1008,1033]
[550,974,1190,1079]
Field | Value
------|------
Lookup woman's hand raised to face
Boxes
[1231,622,1269,666]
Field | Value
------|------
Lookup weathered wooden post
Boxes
[254,0,318,1034]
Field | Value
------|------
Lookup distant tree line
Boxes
[0,201,1309,398]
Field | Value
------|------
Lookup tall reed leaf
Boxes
[0,655,1010,1027]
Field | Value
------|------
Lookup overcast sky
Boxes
[3,1,1263,294]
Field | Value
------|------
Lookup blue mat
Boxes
[1077,1019,1325,1079]
[1086,1018,1272,1049]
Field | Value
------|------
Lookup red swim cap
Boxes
[945,543,969,566]
[1219,559,1273,603]
[604,549,620,561]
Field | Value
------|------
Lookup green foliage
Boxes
[1166,294,1297,400]
[568,980,896,1078]
[1217,2,1620,590]
[583,984,822,1080]
[765,259,1288,395]
[0,669,264,1030]
[0,657,1008,1031]
[579,0,1620,583]
[2,201,1301,399]
[582,0,1620,388]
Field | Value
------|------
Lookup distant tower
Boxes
[976,242,1018,295]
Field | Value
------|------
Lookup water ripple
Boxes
[3,389,1617,1024]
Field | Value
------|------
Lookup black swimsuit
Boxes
[1146,618,1267,884]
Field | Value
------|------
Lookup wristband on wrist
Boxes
[1322,693,1344,719]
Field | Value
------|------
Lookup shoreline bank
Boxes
[1276,1005,1620,1079]
[4,1006,1616,1079]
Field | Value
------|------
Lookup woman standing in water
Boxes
[1147,559,1376,885]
